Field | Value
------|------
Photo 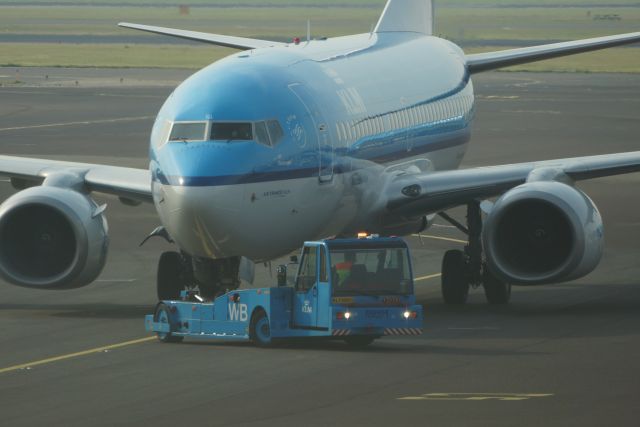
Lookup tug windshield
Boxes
[330,247,412,296]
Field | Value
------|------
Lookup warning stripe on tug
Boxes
[332,329,351,336]
[384,328,422,336]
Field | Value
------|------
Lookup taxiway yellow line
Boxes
[0,269,443,375]
[414,273,442,282]
[412,234,467,244]
[0,336,155,375]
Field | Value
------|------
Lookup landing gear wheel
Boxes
[250,310,273,348]
[154,303,183,343]
[157,251,184,301]
[441,249,470,305]
[344,336,376,348]
[483,269,511,305]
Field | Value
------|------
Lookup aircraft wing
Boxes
[0,155,152,203]
[118,22,286,50]
[466,32,640,74]
[385,151,640,216]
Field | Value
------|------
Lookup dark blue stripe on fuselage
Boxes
[153,127,469,187]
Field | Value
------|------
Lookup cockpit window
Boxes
[169,122,207,142]
[253,120,284,147]
[211,123,253,141]
[166,120,284,146]
[254,121,271,147]
[266,120,284,145]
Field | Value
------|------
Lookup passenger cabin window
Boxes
[211,122,253,141]
[169,122,207,142]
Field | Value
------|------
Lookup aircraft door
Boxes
[294,245,319,328]
[289,83,334,183]
[293,245,330,329]
[318,125,334,182]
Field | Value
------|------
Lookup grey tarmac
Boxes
[0,70,639,426]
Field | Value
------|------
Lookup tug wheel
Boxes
[250,310,273,347]
[154,303,183,344]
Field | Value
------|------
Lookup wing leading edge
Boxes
[386,151,640,217]
[466,32,640,74]
[118,22,286,50]
[0,156,152,203]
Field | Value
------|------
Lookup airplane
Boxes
[1,0,639,306]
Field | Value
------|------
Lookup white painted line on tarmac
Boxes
[398,393,553,401]
[477,95,520,100]
[96,279,137,283]
[411,234,467,244]
[0,90,57,95]
[430,223,456,229]
[0,115,154,132]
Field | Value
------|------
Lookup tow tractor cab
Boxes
[146,236,423,347]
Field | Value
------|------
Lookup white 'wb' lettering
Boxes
[229,303,248,322]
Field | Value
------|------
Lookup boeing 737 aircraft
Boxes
[1,0,639,305]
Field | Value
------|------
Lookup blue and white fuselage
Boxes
[151,33,474,261]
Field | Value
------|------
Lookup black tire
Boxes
[344,336,376,348]
[154,303,183,343]
[250,310,273,348]
[157,251,184,301]
[483,268,511,305]
[441,249,470,305]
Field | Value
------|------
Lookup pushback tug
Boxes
[146,236,423,347]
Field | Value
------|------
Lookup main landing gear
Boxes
[439,201,511,305]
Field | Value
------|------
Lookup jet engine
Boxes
[0,185,109,289]
[483,181,604,285]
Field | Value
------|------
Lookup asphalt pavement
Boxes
[0,70,639,426]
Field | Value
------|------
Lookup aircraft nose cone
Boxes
[154,182,246,259]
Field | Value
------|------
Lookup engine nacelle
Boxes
[483,181,604,285]
[0,186,109,289]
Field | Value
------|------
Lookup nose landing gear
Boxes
[157,251,189,300]
[439,201,511,305]
[156,252,241,301]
